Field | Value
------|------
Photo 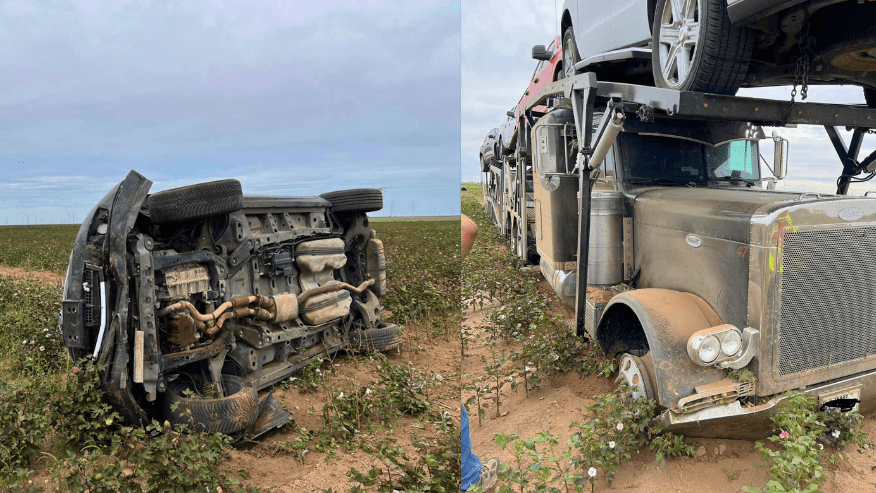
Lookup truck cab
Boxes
[489,74,876,438]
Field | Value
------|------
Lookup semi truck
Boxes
[483,72,876,438]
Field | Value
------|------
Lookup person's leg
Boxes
[462,214,478,261]
[460,404,481,490]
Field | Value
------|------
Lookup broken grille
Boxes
[83,266,101,327]
[779,227,876,375]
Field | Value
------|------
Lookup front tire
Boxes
[651,0,753,95]
[164,374,259,436]
[562,26,580,80]
[147,179,243,224]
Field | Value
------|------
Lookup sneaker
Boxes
[475,457,499,491]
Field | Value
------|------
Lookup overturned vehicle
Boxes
[60,171,399,439]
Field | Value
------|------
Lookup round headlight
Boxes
[721,330,742,356]
[698,335,720,364]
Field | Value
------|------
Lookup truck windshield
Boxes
[619,133,760,186]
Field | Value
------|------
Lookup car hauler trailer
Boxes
[483,72,876,438]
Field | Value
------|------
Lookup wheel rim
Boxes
[657,0,701,88]
[617,353,653,401]
[564,36,575,79]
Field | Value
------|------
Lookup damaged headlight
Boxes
[687,324,759,369]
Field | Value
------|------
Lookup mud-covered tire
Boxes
[320,188,383,213]
[163,375,259,435]
[148,179,243,224]
[348,324,401,352]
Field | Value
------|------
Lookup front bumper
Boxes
[660,367,876,439]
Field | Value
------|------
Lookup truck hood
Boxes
[632,187,870,244]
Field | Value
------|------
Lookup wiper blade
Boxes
[709,176,757,186]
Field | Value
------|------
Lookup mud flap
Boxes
[246,393,291,440]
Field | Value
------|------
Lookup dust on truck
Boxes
[485,73,876,438]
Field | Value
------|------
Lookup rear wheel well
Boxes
[597,303,649,356]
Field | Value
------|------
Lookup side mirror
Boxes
[506,110,515,118]
[772,131,789,180]
[532,45,551,61]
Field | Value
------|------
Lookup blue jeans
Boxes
[461,404,481,490]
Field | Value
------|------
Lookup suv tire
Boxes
[651,0,753,95]
[348,323,402,352]
[164,374,259,435]
[562,26,580,80]
[320,188,384,213]
[147,179,243,224]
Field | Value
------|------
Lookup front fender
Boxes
[597,289,727,408]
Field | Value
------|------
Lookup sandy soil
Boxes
[0,265,64,284]
[218,322,461,492]
[463,290,876,493]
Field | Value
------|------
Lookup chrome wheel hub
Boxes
[617,353,653,401]
[658,0,700,87]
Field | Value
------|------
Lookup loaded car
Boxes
[480,128,498,172]
[60,171,400,439]
[561,0,876,101]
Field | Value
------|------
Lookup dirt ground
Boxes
[218,322,461,492]
[0,265,64,284]
[463,282,876,493]
[463,302,876,492]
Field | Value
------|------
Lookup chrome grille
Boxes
[779,227,876,375]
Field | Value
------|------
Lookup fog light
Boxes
[721,330,742,356]
[698,335,720,364]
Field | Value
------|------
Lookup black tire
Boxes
[348,324,401,352]
[562,26,580,80]
[320,188,383,213]
[865,88,876,109]
[651,0,753,95]
[164,374,259,435]
[812,3,876,78]
[148,179,243,224]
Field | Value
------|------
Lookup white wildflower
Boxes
[42,328,48,333]
[588,467,597,478]
[289,377,297,382]
[500,315,506,320]
[338,392,344,399]
[525,366,532,372]
[832,429,841,439]
[616,423,624,432]
[315,368,321,374]
[22,339,28,345]
[39,346,45,352]
[609,441,616,449]
[366,388,371,395]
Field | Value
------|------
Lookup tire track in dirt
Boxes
[0,265,65,284]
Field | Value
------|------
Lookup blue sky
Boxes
[0,1,460,224]
[461,0,876,195]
